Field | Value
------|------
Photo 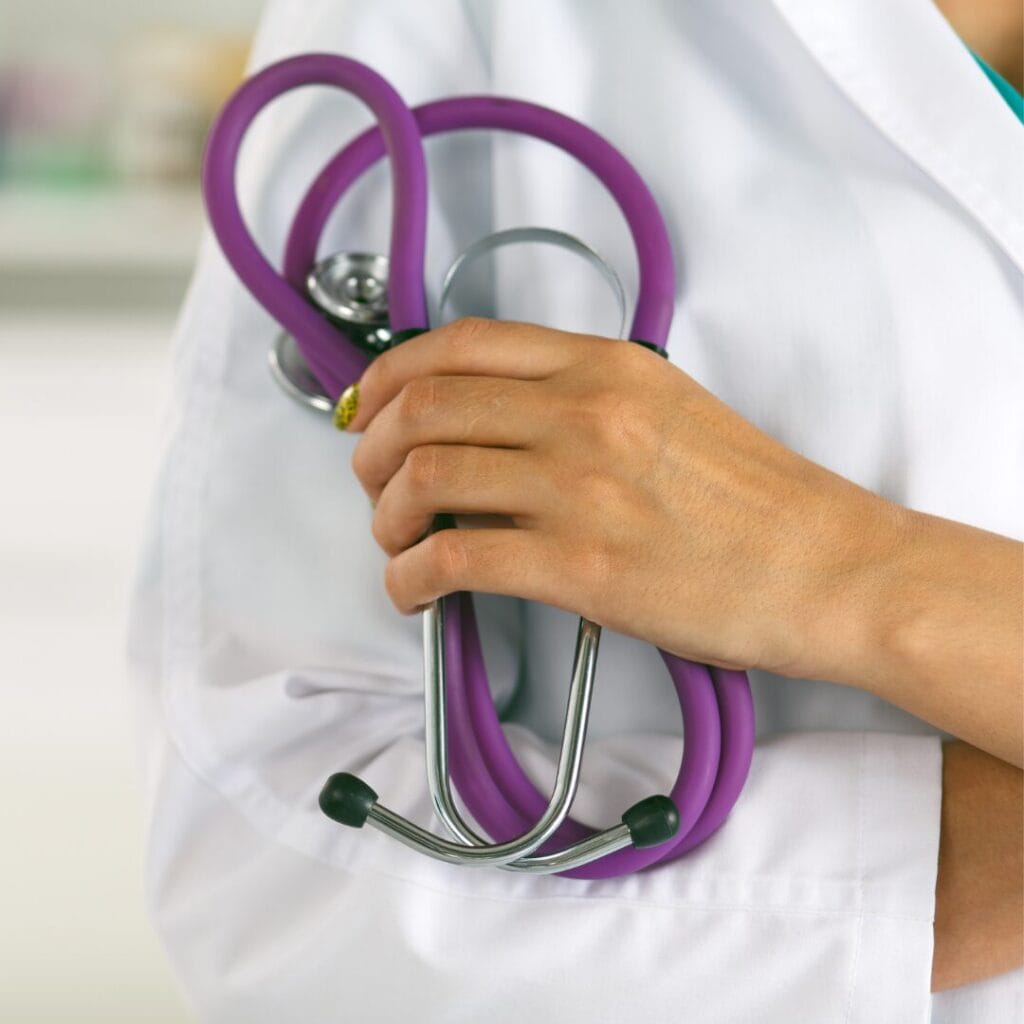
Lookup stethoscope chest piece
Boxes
[269,250,392,414]
[271,230,629,415]
[308,251,391,347]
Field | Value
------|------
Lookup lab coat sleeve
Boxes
[126,2,954,1021]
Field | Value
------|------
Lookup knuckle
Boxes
[443,315,491,355]
[577,386,647,452]
[567,388,618,442]
[396,376,442,423]
[403,444,446,493]
[425,529,469,589]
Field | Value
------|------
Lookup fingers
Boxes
[384,527,565,614]
[352,375,545,500]
[345,317,594,432]
[372,445,543,555]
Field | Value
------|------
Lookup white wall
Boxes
[0,314,192,1021]
[0,5,266,1019]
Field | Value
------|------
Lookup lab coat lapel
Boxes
[770,0,1024,272]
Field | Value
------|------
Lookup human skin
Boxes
[344,318,1023,991]
[934,0,1023,90]
[934,743,1023,990]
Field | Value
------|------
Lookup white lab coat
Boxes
[128,0,1024,1021]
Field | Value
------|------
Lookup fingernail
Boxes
[333,381,360,431]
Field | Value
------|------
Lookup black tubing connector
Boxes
[319,772,378,829]
[621,795,680,849]
[630,339,669,359]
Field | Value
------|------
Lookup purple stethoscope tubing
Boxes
[203,53,428,397]
[279,93,678,350]
[202,53,755,879]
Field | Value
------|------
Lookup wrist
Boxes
[766,468,914,689]
[790,487,1023,764]
[819,498,925,694]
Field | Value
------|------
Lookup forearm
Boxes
[932,741,1023,991]
[797,481,1023,767]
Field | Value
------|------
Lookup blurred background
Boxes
[0,2,262,1020]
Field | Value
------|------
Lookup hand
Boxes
[345,317,901,679]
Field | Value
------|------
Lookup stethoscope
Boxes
[203,53,755,879]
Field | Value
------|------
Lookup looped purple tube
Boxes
[203,54,429,398]
[202,53,755,878]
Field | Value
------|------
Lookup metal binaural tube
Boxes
[363,804,635,873]
[423,600,611,868]
[319,771,679,874]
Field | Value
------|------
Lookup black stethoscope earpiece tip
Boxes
[320,772,378,829]
[621,795,680,850]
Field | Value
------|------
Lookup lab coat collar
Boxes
[770,0,1024,272]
